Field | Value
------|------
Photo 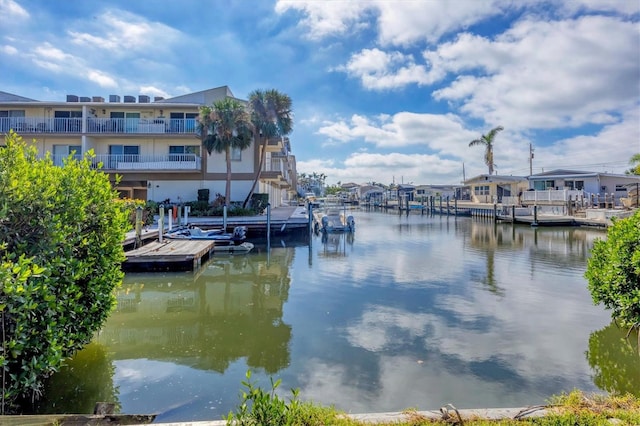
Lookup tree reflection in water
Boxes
[586,322,640,396]
[29,342,119,414]
[101,252,293,371]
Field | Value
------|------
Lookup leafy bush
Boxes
[585,210,640,330]
[250,193,269,214]
[0,132,129,413]
[226,370,337,426]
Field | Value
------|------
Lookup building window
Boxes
[169,112,198,132]
[108,145,139,167]
[169,145,200,161]
[564,180,584,190]
[533,180,555,190]
[231,146,241,161]
[475,185,490,195]
[0,110,26,132]
[53,145,82,166]
[615,185,626,192]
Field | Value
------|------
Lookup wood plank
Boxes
[123,240,215,271]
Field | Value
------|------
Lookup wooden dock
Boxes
[123,239,215,272]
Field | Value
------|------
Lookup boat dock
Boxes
[177,205,310,235]
[123,239,215,272]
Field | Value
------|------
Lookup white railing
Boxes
[264,157,291,184]
[95,154,200,170]
[521,189,584,203]
[83,154,201,170]
[0,117,197,135]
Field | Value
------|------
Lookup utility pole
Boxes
[529,143,534,175]
[462,162,466,182]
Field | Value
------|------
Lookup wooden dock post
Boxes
[446,196,450,215]
[493,203,497,222]
[511,205,515,222]
[158,204,164,243]
[134,206,143,248]
[532,205,539,227]
[454,198,458,216]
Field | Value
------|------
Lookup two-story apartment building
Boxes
[0,87,297,207]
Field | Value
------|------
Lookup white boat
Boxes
[164,225,254,253]
[312,202,355,233]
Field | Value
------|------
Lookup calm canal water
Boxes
[35,209,639,422]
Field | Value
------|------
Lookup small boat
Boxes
[313,205,355,233]
[164,225,254,253]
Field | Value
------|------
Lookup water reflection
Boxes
[35,212,625,420]
[34,343,119,414]
[587,322,640,396]
[100,251,293,374]
[319,232,355,257]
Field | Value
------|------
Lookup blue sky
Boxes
[1,0,639,185]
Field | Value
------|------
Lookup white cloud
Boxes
[559,0,640,15]
[375,0,503,45]
[275,0,372,40]
[430,15,640,130]
[317,112,477,154]
[87,70,118,88]
[337,48,437,90]
[534,107,640,173]
[68,10,183,57]
[1,44,17,55]
[298,151,465,186]
[0,0,28,20]
[139,85,171,99]
[276,0,639,46]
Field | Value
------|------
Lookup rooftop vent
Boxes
[66,95,79,102]
[79,96,91,102]
[138,95,150,103]
[109,95,121,103]
[92,96,105,102]
[154,96,165,102]
[123,95,136,103]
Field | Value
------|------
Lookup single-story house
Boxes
[463,174,529,204]
[527,170,640,206]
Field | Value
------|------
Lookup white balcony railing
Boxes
[0,117,198,135]
[264,157,290,184]
[46,154,201,171]
[521,189,584,203]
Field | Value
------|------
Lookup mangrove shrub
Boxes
[585,210,640,330]
[0,131,129,412]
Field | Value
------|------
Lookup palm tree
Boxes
[242,89,293,208]
[468,126,504,175]
[197,98,253,208]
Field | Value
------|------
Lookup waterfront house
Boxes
[414,184,462,201]
[0,87,297,207]
[526,169,640,207]
[463,174,528,204]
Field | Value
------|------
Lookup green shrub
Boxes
[585,210,640,330]
[226,370,338,426]
[0,132,129,413]
[250,193,269,214]
[197,188,210,202]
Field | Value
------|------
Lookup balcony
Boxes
[521,189,584,205]
[261,156,292,188]
[47,154,202,171]
[0,117,198,135]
